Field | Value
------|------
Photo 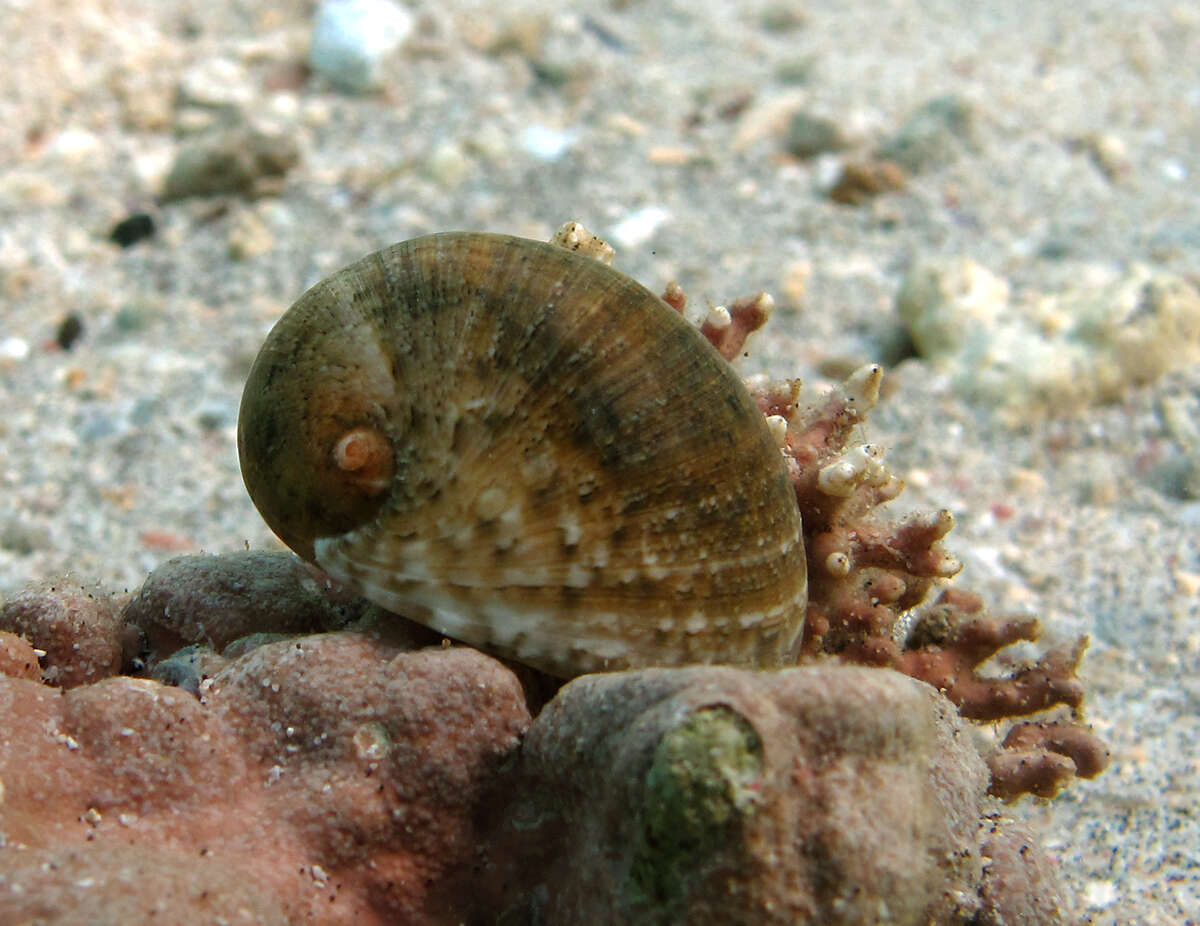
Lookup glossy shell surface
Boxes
[238,232,806,676]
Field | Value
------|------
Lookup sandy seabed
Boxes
[0,1,1197,922]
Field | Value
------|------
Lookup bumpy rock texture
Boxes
[122,550,377,659]
[486,665,1065,925]
[0,622,529,925]
[0,572,1068,924]
[0,581,125,687]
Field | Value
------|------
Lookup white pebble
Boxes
[518,124,577,161]
[309,0,414,93]
[1083,879,1116,908]
[1161,158,1187,182]
[0,337,30,361]
[610,206,670,248]
[45,128,101,162]
[179,57,256,109]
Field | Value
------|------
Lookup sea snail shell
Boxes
[237,231,806,677]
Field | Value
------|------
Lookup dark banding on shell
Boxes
[238,232,806,677]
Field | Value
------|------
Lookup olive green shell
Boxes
[238,232,805,677]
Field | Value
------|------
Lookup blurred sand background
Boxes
[1,1,1197,921]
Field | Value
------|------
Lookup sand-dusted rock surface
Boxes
[487,664,1066,925]
[0,617,1066,924]
[0,637,530,925]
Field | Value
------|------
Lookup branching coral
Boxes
[987,720,1113,802]
[667,281,1109,802]
[898,589,1086,721]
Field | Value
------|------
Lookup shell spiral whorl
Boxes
[237,231,806,677]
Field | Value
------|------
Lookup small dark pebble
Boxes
[829,160,907,205]
[582,15,630,52]
[149,643,227,695]
[785,111,847,158]
[55,313,84,350]
[1038,240,1071,260]
[108,212,156,247]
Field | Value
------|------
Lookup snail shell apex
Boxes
[237,232,806,677]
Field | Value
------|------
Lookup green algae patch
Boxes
[626,705,763,914]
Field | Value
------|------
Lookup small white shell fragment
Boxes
[45,128,102,162]
[550,221,614,264]
[178,57,255,110]
[765,414,788,448]
[309,0,413,93]
[1083,879,1117,909]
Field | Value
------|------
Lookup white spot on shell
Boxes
[521,453,558,485]
[575,636,632,661]
[588,612,621,631]
[501,566,551,586]
[565,563,591,588]
[559,515,582,547]
[475,487,507,520]
[738,611,764,629]
[352,722,390,760]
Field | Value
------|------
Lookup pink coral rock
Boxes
[0,581,124,686]
[0,599,1073,925]
[0,629,40,680]
[0,635,529,925]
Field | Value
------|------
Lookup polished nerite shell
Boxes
[238,232,805,677]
